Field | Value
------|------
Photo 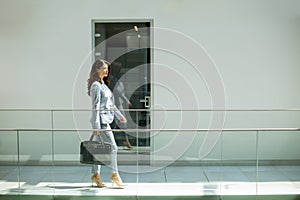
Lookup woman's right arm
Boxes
[91,84,101,133]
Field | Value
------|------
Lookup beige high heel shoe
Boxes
[91,173,106,188]
[111,173,127,187]
[123,140,132,148]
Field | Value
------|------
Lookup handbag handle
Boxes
[90,131,101,141]
[90,133,95,141]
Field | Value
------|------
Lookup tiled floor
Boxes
[0,165,300,198]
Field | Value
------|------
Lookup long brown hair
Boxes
[87,59,111,96]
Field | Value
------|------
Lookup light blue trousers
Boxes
[91,123,118,174]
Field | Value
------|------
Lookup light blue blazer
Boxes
[89,81,124,129]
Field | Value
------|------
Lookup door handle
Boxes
[140,96,151,108]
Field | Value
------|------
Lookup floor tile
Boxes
[245,171,289,182]
[281,171,300,181]
[276,165,300,171]
[205,171,250,182]
[165,166,207,182]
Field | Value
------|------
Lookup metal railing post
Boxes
[136,110,139,183]
[50,110,55,197]
[16,130,21,195]
[256,130,259,195]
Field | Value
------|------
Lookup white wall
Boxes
[0,0,300,164]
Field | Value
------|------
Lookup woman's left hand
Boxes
[93,131,99,136]
[120,117,127,123]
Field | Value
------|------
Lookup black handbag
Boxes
[80,135,112,165]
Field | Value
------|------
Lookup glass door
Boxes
[93,21,151,151]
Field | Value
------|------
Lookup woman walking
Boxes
[87,59,127,188]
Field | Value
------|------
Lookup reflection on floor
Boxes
[0,165,300,198]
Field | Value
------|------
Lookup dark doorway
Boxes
[92,21,151,152]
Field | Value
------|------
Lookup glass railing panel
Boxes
[257,130,300,195]
[0,130,19,196]
[52,129,92,196]
[53,131,81,165]
[18,131,54,196]
[0,109,300,198]
[220,131,257,196]
[199,130,223,195]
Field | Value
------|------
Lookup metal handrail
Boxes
[0,128,299,132]
[1,108,300,111]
